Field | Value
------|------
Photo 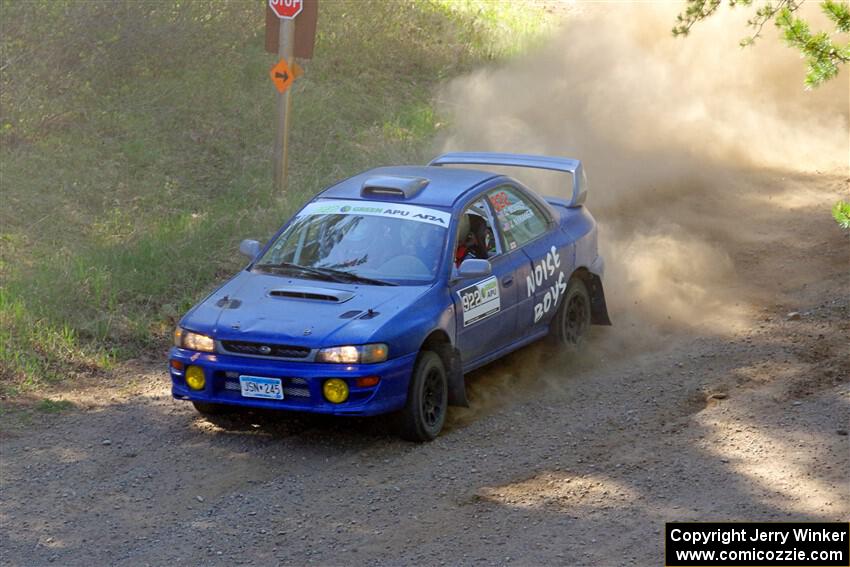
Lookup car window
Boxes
[454,197,500,267]
[487,186,549,251]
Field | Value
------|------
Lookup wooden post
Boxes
[274,18,295,194]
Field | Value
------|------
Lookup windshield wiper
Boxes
[253,262,396,286]
[253,262,339,281]
[309,266,397,286]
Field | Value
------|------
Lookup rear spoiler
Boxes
[429,152,587,207]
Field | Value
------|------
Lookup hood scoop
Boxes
[269,286,354,303]
[361,175,428,199]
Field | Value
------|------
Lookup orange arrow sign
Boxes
[270,58,294,93]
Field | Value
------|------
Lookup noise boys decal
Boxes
[458,276,501,327]
[527,246,567,323]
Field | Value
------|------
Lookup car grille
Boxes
[220,340,310,359]
[223,376,310,398]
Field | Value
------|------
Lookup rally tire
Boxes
[552,277,592,350]
[399,351,448,442]
[191,401,232,416]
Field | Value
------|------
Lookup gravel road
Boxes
[1,167,847,566]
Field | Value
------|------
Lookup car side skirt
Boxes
[461,328,550,375]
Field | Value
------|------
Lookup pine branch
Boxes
[822,0,850,32]
[672,0,723,36]
[740,0,800,46]
[674,0,850,87]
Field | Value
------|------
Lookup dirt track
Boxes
[1,164,847,566]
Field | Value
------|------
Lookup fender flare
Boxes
[419,330,468,407]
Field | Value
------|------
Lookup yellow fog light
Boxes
[185,366,206,390]
[323,378,349,404]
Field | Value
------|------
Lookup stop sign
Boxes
[269,0,302,19]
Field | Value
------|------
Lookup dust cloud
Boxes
[436,3,848,350]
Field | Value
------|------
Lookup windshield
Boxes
[254,200,450,284]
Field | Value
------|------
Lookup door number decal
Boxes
[458,276,501,327]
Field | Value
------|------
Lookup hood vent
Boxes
[268,286,354,303]
[339,310,362,319]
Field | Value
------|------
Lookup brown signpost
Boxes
[266,0,318,193]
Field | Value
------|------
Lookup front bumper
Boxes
[169,347,416,416]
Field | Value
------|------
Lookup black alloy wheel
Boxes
[399,351,447,442]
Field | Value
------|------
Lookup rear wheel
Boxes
[191,401,232,416]
[552,278,591,350]
[399,351,447,442]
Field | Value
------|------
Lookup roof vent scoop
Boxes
[361,176,428,199]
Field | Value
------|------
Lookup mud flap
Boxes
[444,346,468,407]
[586,272,612,325]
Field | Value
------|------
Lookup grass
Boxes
[0,0,553,394]
[36,398,75,413]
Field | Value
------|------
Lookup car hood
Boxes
[181,270,432,349]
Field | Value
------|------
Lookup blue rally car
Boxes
[170,153,611,441]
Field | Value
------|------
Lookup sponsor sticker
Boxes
[489,190,511,212]
[527,246,567,323]
[300,200,450,227]
[458,276,501,327]
[504,201,534,226]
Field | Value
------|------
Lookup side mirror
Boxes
[457,258,492,279]
[239,239,261,259]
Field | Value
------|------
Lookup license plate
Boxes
[239,376,283,400]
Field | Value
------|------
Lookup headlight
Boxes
[316,343,388,364]
[174,328,215,353]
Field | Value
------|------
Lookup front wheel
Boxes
[552,278,591,350]
[399,351,447,442]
